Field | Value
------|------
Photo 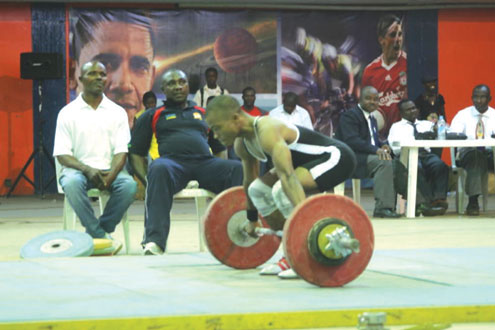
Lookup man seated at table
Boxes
[450,84,495,216]
[388,99,449,215]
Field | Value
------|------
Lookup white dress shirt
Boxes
[388,118,434,156]
[269,104,313,130]
[53,93,130,170]
[450,105,495,140]
[359,105,376,146]
[193,85,229,108]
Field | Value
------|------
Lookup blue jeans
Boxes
[60,168,137,238]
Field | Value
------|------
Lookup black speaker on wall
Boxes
[20,52,63,80]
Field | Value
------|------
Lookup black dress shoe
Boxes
[465,197,480,216]
[465,203,480,216]
[373,208,401,218]
[431,199,449,210]
[417,203,446,216]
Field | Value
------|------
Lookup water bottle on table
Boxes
[437,115,447,140]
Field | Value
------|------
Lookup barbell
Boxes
[202,186,374,287]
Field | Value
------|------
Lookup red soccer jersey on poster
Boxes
[241,105,264,116]
[362,52,407,136]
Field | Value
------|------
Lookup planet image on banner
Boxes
[214,27,258,73]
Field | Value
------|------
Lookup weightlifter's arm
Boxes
[259,124,306,207]
[234,138,259,211]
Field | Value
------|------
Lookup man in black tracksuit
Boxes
[130,69,242,255]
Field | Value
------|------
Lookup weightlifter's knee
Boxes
[247,178,277,217]
[272,180,294,219]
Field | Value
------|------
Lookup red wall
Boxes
[0,4,33,195]
[438,9,495,164]
[439,9,495,122]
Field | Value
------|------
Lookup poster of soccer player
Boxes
[69,8,277,128]
[280,11,407,137]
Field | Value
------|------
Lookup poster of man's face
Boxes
[69,9,277,128]
[69,9,406,135]
[73,17,155,128]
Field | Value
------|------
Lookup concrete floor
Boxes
[1,190,494,330]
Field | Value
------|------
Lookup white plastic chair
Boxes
[56,160,131,254]
[174,181,216,252]
[333,179,362,204]
[450,147,488,213]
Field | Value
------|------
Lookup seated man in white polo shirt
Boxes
[53,61,137,251]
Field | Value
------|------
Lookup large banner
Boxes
[280,12,407,137]
[69,9,407,136]
[69,9,277,128]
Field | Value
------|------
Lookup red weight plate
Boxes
[203,186,281,269]
[283,194,374,287]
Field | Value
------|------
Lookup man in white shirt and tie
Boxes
[269,92,313,130]
[450,84,495,215]
[388,99,449,216]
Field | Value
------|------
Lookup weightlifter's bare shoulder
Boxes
[233,137,254,162]
[256,117,297,154]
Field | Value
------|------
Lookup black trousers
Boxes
[418,152,449,202]
[458,148,494,197]
[144,156,243,250]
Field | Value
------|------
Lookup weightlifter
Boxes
[206,95,357,279]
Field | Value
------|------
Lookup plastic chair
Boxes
[333,178,407,214]
[333,179,362,204]
[62,189,131,254]
[450,147,488,213]
[174,181,216,252]
[56,160,131,254]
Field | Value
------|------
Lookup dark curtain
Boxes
[406,10,438,100]
[31,4,66,194]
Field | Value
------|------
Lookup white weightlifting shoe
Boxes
[278,268,299,279]
[259,256,290,275]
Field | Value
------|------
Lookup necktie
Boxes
[411,121,419,139]
[476,114,484,139]
[476,114,485,151]
[369,114,380,146]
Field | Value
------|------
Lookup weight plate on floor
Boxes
[91,238,115,256]
[20,230,94,259]
[93,238,112,250]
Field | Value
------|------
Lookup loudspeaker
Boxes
[20,52,63,80]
